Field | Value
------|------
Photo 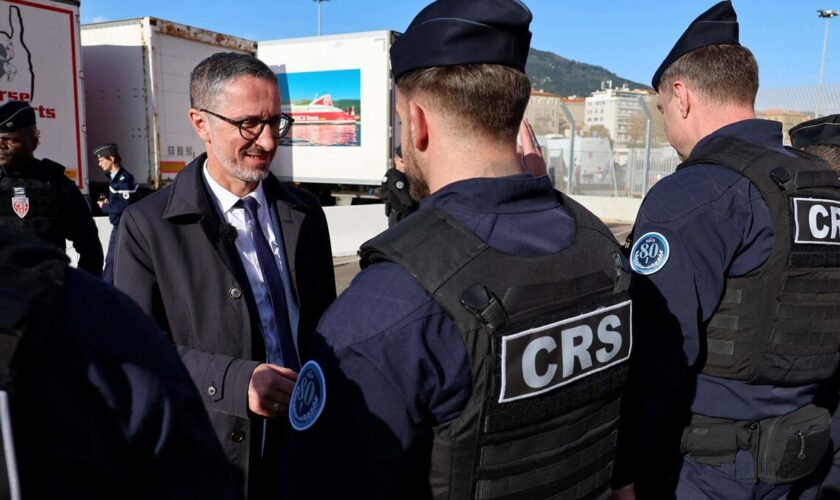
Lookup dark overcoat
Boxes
[114,154,336,498]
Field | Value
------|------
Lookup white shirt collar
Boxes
[202,160,267,214]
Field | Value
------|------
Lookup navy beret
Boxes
[0,101,36,132]
[652,1,740,90]
[93,143,119,158]
[790,114,840,148]
[390,0,533,81]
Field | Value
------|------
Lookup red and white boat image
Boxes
[285,94,358,124]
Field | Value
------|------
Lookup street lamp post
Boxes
[314,0,331,36]
[816,9,839,117]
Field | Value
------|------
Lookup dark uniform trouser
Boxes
[103,224,118,284]
[676,452,792,500]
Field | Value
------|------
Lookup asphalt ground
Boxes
[332,222,633,294]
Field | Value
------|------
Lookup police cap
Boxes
[93,143,119,159]
[651,1,740,90]
[0,101,36,132]
[390,0,532,82]
[790,114,840,149]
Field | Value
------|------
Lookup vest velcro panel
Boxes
[676,136,840,386]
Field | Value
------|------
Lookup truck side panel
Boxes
[152,29,252,181]
[1,0,87,192]
[259,31,394,186]
[81,22,153,186]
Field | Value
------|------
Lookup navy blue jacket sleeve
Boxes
[13,268,240,499]
[281,262,471,499]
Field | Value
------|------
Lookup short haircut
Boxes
[111,153,122,164]
[190,52,277,110]
[396,64,531,142]
[804,145,840,173]
[658,44,758,107]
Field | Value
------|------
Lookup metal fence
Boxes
[536,83,837,199]
[539,136,680,198]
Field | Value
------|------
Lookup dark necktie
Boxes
[240,197,300,372]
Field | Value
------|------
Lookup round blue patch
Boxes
[630,232,670,275]
[289,360,326,431]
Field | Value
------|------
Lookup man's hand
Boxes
[248,363,298,418]
[517,118,547,177]
[611,484,635,500]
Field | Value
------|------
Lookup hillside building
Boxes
[584,82,655,143]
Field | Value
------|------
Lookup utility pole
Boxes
[816,9,838,117]
[314,0,331,36]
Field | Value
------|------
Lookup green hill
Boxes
[526,48,649,96]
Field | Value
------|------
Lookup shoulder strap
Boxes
[678,135,840,191]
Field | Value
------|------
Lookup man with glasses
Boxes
[114,52,336,499]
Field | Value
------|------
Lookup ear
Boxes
[188,108,212,143]
[672,81,690,119]
[408,100,429,152]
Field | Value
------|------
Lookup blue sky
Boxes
[81,0,840,90]
[278,69,361,102]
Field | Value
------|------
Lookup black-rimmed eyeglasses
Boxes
[200,108,294,140]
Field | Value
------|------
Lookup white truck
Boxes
[0,0,88,193]
[258,31,398,202]
[80,17,257,190]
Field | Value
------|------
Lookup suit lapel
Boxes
[163,155,253,291]
[264,178,306,298]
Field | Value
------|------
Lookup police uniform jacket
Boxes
[616,119,827,487]
[282,174,578,498]
[1,230,239,499]
[0,158,102,275]
[100,165,138,226]
[114,154,336,498]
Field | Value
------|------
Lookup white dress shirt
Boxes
[202,163,297,351]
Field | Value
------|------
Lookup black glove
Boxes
[380,168,418,225]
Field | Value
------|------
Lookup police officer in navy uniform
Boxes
[788,115,840,500]
[282,1,632,498]
[93,142,139,282]
[613,3,840,499]
[0,100,103,276]
[380,144,418,227]
[790,114,840,173]
[0,225,239,499]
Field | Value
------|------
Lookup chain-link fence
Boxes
[534,83,836,199]
[540,135,680,198]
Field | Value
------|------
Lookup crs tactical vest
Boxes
[360,195,632,500]
[0,161,65,249]
[679,136,840,386]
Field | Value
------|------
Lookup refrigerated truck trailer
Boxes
[258,31,398,188]
[81,17,257,190]
[0,0,88,193]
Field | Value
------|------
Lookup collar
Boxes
[109,167,121,180]
[202,160,267,214]
[419,174,558,214]
[691,119,784,157]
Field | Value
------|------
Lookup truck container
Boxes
[0,0,88,192]
[258,31,397,191]
[80,17,257,190]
